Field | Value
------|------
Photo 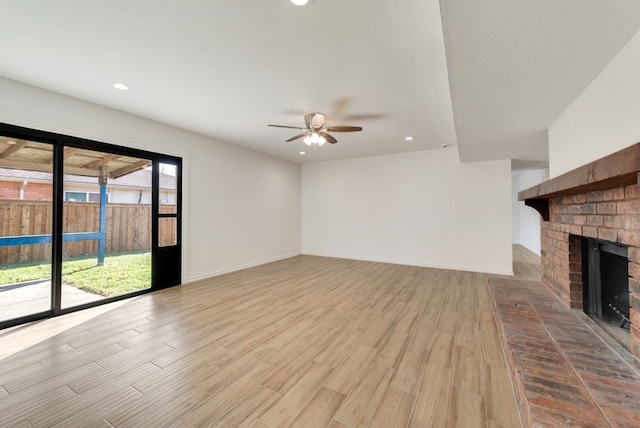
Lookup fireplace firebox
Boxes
[582,238,630,330]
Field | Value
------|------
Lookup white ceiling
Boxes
[441,0,640,168]
[0,1,639,166]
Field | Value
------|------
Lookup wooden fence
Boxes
[0,200,176,264]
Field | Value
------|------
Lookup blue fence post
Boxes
[98,168,107,266]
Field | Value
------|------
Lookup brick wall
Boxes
[0,181,21,199]
[541,184,640,368]
[0,180,52,201]
[23,182,52,200]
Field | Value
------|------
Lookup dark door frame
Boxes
[152,158,182,289]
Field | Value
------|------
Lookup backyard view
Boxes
[0,252,151,296]
[0,137,178,324]
[0,252,151,322]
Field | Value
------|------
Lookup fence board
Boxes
[0,200,174,264]
[8,204,20,263]
[0,204,8,263]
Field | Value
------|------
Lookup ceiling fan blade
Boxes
[284,109,308,116]
[325,126,363,132]
[328,97,349,116]
[326,113,385,121]
[320,132,337,144]
[268,124,307,130]
[285,133,308,142]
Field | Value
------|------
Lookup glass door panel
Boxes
[158,217,177,247]
[154,161,181,289]
[0,137,53,322]
[158,162,178,247]
[61,147,152,309]
[159,162,177,214]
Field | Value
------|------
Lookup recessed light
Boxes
[113,83,130,91]
[405,136,414,141]
[291,0,309,5]
[299,151,306,155]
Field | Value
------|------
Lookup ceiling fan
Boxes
[268,113,362,146]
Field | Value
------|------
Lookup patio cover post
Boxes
[98,167,107,266]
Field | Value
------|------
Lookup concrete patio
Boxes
[0,280,102,322]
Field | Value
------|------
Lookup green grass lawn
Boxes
[0,252,151,297]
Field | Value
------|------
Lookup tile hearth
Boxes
[489,271,640,427]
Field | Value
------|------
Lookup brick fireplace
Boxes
[519,143,640,369]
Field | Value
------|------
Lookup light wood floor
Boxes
[0,254,523,427]
[511,245,541,283]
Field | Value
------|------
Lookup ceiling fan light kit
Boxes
[268,112,362,147]
[304,133,326,146]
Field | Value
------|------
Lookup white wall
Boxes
[302,148,513,275]
[511,173,521,245]
[549,29,640,177]
[512,169,548,255]
[111,188,151,205]
[0,77,301,282]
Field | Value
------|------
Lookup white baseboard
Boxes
[301,251,514,276]
[183,250,514,285]
[184,252,302,284]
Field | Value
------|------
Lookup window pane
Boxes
[159,217,177,247]
[159,162,177,214]
[65,192,87,202]
[62,147,151,309]
[87,192,108,203]
[0,137,53,322]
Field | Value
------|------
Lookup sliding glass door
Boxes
[0,123,182,329]
[61,147,154,309]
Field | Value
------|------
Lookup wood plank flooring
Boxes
[0,255,521,427]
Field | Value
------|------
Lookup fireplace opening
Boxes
[582,238,630,347]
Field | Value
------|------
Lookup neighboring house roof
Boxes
[0,168,176,190]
